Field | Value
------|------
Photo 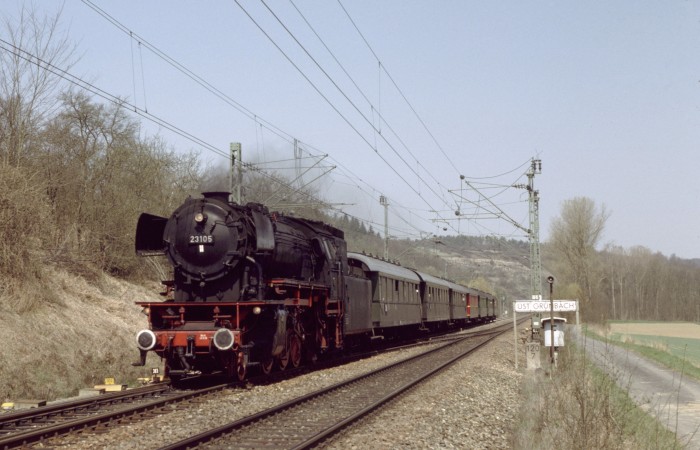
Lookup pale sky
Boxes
[4,1,700,258]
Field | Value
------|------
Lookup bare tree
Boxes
[0,5,76,311]
[549,197,610,321]
[0,4,76,167]
[40,91,202,274]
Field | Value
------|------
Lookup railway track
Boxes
[0,320,520,449]
[246,318,512,387]
[0,382,229,449]
[158,320,519,450]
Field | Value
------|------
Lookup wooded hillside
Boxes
[1,7,699,324]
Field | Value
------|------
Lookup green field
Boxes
[609,333,700,369]
[586,322,700,380]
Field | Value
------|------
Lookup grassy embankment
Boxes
[0,268,161,402]
[512,338,682,449]
[585,321,700,382]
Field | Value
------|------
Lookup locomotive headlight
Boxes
[253,306,262,315]
[136,329,157,351]
[213,328,235,351]
[194,212,205,223]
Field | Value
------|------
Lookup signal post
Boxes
[512,297,578,369]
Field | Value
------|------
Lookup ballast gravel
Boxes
[43,324,525,449]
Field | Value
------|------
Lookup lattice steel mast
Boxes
[527,159,542,299]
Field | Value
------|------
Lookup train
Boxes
[132,192,499,381]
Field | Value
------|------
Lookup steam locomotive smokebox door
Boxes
[163,197,246,283]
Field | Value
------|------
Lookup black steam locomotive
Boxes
[133,192,498,381]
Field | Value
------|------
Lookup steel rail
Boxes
[0,383,230,449]
[0,383,167,431]
[158,319,524,449]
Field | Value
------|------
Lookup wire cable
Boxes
[249,0,457,229]
[337,0,461,176]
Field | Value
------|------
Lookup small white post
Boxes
[512,301,518,369]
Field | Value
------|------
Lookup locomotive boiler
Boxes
[133,192,348,380]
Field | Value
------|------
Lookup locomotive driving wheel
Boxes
[277,345,289,370]
[260,356,274,375]
[236,351,247,381]
[287,330,302,368]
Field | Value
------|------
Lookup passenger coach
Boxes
[346,252,422,338]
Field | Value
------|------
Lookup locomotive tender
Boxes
[133,192,498,380]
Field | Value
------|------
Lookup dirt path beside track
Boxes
[571,328,700,448]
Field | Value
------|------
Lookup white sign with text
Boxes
[514,300,578,313]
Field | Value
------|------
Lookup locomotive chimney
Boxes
[202,191,231,203]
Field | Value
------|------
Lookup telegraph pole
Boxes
[230,142,242,204]
[380,195,389,259]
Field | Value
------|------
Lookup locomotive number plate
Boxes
[189,235,214,244]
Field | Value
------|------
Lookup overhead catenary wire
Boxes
[335,2,538,239]
[79,1,531,242]
[287,0,454,202]
[337,0,461,177]
[81,0,308,152]
[80,0,442,238]
[245,0,458,232]
[83,0,527,240]
[0,38,225,160]
[3,43,435,243]
[0,39,369,232]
